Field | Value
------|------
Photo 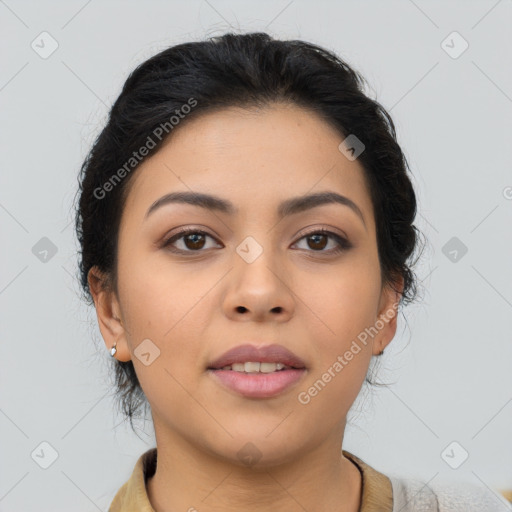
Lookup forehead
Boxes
[121,103,374,228]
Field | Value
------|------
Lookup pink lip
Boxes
[206,343,307,399]
[208,368,307,398]
[207,343,307,370]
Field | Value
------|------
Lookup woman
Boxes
[74,32,511,512]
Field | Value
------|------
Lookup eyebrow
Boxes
[144,190,366,229]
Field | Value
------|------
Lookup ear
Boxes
[372,276,404,356]
[87,266,131,362]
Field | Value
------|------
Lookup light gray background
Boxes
[1,1,511,510]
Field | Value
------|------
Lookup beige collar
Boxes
[109,447,393,512]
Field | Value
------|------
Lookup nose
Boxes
[222,249,295,323]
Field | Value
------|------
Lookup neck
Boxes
[146,427,362,512]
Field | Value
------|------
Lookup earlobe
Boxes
[87,266,131,362]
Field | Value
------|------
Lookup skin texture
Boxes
[88,103,403,512]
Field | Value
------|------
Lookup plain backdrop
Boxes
[1,1,511,510]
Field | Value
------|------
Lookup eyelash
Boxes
[161,227,352,256]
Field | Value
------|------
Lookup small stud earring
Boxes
[110,342,117,357]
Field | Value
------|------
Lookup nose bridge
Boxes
[234,232,282,288]
[230,205,282,263]
[223,229,295,319]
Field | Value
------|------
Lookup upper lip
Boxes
[207,343,307,370]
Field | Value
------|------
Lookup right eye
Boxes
[162,229,222,253]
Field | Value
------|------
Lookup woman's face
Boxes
[90,103,401,465]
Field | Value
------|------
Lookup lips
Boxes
[207,343,307,370]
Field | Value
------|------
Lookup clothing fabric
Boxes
[388,475,512,511]
[108,447,512,512]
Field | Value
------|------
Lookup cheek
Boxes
[308,253,381,338]
[117,262,208,417]
[118,250,218,384]
[302,257,380,392]
[119,245,204,335]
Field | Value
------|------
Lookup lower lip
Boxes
[207,368,307,398]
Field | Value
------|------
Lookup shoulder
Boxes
[388,475,512,512]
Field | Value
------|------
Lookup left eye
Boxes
[293,229,350,254]
[162,228,350,254]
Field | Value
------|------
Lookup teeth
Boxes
[222,362,287,373]
[243,362,260,372]
[260,362,284,373]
